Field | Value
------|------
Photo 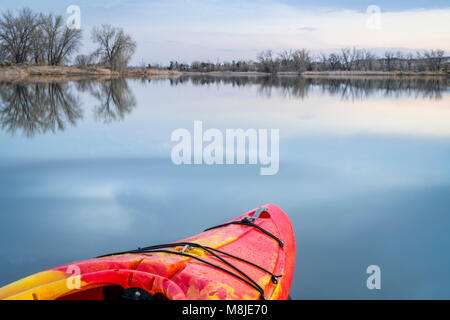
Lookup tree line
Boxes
[1,8,447,74]
[168,48,448,74]
[0,8,136,71]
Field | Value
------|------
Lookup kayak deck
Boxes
[0,204,295,300]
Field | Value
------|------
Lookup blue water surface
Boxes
[0,76,449,299]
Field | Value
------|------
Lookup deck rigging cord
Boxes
[98,208,284,300]
[205,217,284,248]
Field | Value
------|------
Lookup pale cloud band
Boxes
[3,0,450,63]
[122,1,450,63]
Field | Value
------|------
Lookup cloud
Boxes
[122,2,450,63]
[298,26,318,31]
[216,48,242,53]
[9,0,448,63]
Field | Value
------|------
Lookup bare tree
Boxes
[423,49,445,71]
[328,53,341,71]
[39,13,82,65]
[319,53,328,71]
[405,52,414,71]
[339,48,356,71]
[0,8,40,63]
[257,50,278,73]
[91,24,136,71]
[415,51,426,71]
[362,50,376,71]
[30,25,45,64]
[384,51,395,71]
[278,50,293,71]
[74,53,97,67]
[351,49,365,71]
[0,43,9,60]
[395,51,404,70]
[291,49,311,72]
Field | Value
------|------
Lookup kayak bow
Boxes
[0,204,295,300]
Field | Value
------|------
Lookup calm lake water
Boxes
[0,76,449,299]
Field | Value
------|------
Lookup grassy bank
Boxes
[123,68,182,78]
[180,71,271,76]
[301,70,449,77]
[0,65,182,81]
[180,70,448,77]
[0,66,447,82]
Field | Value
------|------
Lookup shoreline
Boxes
[0,66,182,82]
[0,66,448,82]
[301,70,449,78]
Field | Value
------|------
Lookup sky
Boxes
[1,0,449,65]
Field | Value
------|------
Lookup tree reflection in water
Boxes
[0,82,82,137]
[0,78,137,137]
[88,78,137,123]
[0,76,447,138]
[169,75,448,100]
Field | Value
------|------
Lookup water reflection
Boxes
[169,75,449,100]
[0,82,82,137]
[0,76,448,138]
[86,79,136,123]
[1,75,450,299]
[0,79,137,137]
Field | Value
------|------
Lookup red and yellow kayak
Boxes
[0,204,295,300]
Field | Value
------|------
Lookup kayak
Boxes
[0,204,295,300]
